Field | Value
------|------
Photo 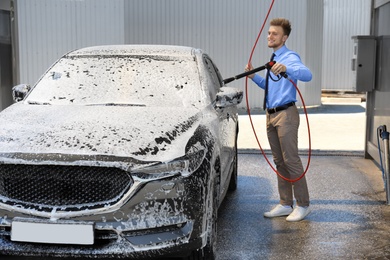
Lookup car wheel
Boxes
[186,176,218,260]
[228,136,238,192]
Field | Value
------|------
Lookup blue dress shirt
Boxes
[252,45,312,109]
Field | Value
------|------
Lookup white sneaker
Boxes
[286,206,311,222]
[264,204,293,218]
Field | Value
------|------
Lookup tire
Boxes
[186,176,218,260]
[228,137,238,192]
[189,216,216,260]
[203,192,217,260]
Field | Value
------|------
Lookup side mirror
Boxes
[215,87,243,108]
[12,84,31,102]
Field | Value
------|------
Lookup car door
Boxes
[203,55,238,195]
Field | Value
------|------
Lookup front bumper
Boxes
[0,172,211,258]
[0,220,201,259]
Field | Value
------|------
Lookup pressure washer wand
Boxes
[223,61,276,85]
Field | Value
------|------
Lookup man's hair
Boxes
[270,18,292,36]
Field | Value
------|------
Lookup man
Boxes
[245,18,312,221]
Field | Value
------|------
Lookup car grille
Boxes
[0,164,133,212]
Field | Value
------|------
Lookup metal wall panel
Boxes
[303,0,324,106]
[0,10,13,110]
[14,0,125,86]
[0,10,11,44]
[12,0,371,109]
[322,0,372,91]
[366,2,390,163]
[0,0,11,11]
[124,0,320,109]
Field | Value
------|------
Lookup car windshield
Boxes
[26,55,203,107]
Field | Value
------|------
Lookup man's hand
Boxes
[271,62,286,76]
[245,63,255,79]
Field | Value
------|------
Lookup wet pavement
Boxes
[216,153,390,260]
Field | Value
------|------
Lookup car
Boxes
[0,45,243,259]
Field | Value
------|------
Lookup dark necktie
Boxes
[263,53,276,110]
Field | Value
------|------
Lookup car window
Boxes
[203,56,223,100]
[26,55,204,108]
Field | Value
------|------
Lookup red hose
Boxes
[245,0,311,183]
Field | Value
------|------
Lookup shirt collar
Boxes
[273,45,289,58]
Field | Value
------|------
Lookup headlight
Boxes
[131,149,206,180]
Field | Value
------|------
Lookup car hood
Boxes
[0,104,202,164]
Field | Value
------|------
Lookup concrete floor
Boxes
[216,153,390,260]
[217,99,390,260]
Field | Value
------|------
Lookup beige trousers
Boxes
[266,105,310,207]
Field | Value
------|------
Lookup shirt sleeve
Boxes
[251,74,266,90]
[284,53,312,82]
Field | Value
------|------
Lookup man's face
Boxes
[267,25,288,50]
